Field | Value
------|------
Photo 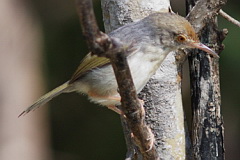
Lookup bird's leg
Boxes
[88,92,122,114]
[107,105,122,114]
[107,98,145,115]
[128,99,145,115]
[108,99,145,115]
[88,92,145,115]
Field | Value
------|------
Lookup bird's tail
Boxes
[18,81,71,117]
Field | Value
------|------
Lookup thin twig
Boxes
[219,9,240,28]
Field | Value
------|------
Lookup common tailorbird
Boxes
[19,12,219,117]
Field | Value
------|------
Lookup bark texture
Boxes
[186,0,227,159]
[101,0,188,159]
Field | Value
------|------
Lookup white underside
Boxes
[73,45,171,106]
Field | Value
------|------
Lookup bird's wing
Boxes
[69,53,110,83]
[69,43,138,84]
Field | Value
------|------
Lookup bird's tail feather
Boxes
[18,81,71,117]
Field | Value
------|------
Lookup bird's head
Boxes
[145,12,219,58]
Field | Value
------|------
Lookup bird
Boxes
[19,12,219,117]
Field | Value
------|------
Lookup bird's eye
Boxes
[176,35,187,42]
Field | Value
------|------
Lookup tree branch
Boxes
[186,0,227,32]
[109,44,158,159]
[75,0,159,159]
[75,0,112,56]
[219,9,240,28]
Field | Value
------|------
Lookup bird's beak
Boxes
[188,42,219,58]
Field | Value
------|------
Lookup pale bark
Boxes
[101,0,188,159]
[0,1,51,160]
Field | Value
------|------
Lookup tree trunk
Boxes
[101,0,189,159]
[186,0,226,159]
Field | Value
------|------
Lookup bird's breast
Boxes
[127,45,171,92]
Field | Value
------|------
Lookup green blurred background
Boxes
[22,0,240,159]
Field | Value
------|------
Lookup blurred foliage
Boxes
[29,0,240,159]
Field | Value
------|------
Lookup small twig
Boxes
[219,9,240,28]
